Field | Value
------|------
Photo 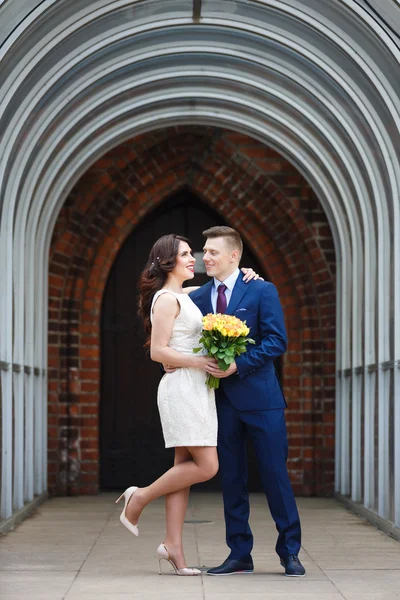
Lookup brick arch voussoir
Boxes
[50,130,212,262]
[75,128,218,214]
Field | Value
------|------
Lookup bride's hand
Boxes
[163,364,177,373]
[196,356,217,369]
[241,267,264,282]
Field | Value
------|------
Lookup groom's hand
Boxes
[206,361,238,378]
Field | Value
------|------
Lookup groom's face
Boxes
[203,236,238,281]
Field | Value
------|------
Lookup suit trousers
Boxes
[216,390,301,561]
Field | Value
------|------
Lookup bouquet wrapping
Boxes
[193,313,255,389]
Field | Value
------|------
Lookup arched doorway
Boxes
[100,188,272,491]
[47,126,336,498]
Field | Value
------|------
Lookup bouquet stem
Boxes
[206,373,220,389]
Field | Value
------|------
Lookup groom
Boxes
[190,226,305,577]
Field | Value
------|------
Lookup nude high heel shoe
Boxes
[115,486,139,537]
[157,543,201,576]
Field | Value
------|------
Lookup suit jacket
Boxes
[190,277,287,411]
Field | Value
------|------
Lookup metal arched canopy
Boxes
[0,0,399,525]
[1,0,399,360]
[355,0,400,42]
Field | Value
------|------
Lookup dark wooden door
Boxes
[100,189,277,490]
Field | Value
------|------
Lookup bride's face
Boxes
[172,241,196,281]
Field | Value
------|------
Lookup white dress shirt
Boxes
[211,268,241,313]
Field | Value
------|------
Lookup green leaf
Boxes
[210,345,218,354]
[217,360,230,371]
[193,347,202,354]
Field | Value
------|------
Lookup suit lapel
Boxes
[225,277,250,315]
[196,280,213,315]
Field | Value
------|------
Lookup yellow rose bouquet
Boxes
[193,313,255,389]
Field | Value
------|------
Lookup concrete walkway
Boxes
[1,493,400,600]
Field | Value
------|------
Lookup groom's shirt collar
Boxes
[213,267,241,292]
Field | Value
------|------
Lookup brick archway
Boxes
[48,127,335,496]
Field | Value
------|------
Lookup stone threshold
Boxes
[0,491,48,535]
[336,492,400,542]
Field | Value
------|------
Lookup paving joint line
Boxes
[61,502,115,599]
[191,503,207,599]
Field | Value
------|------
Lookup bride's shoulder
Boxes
[152,289,179,309]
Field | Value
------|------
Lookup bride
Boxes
[115,234,258,575]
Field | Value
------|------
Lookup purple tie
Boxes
[216,284,227,314]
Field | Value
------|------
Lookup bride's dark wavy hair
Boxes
[138,234,190,347]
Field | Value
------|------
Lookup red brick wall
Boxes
[48,126,336,496]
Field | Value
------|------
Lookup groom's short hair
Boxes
[203,226,243,259]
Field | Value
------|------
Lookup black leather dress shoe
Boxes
[207,558,254,576]
[280,555,306,577]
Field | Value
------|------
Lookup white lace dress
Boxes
[150,290,217,448]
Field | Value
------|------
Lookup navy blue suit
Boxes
[190,277,301,561]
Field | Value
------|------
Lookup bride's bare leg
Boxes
[125,446,218,526]
[164,447,192,569]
